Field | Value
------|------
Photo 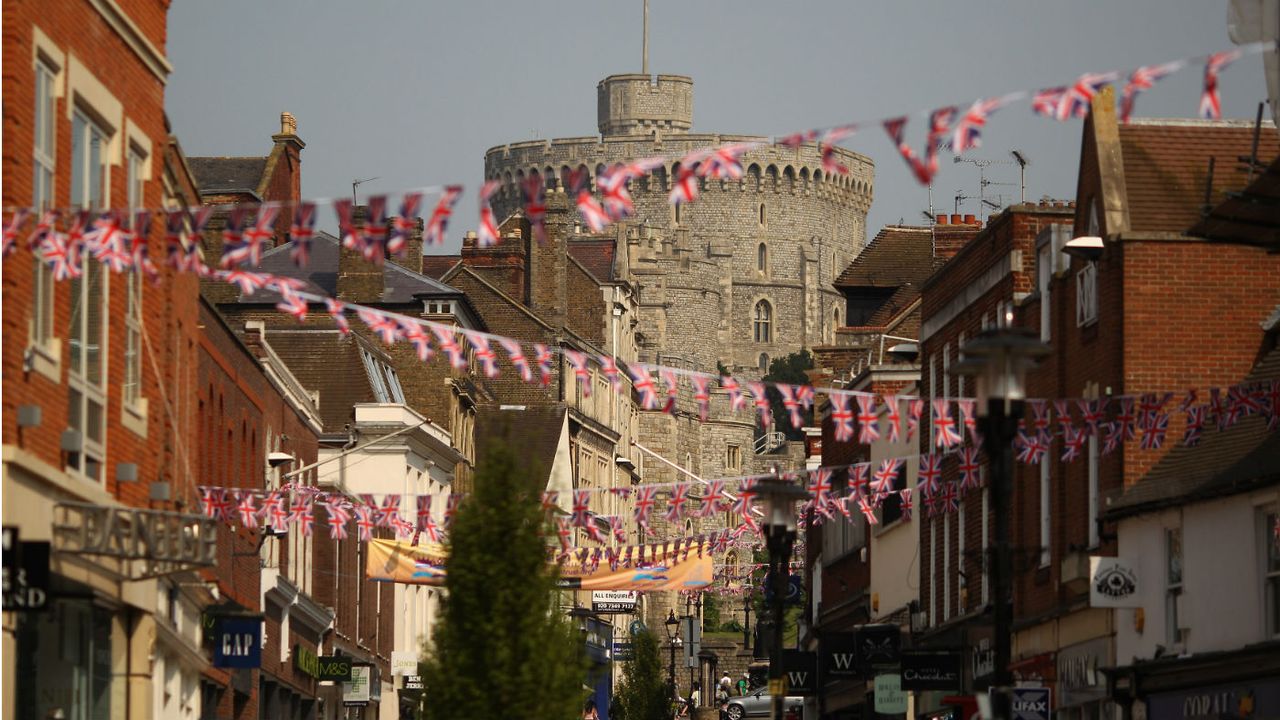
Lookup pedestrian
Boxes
[719,671,731,692]
[688,680,701,716]
[715,680,731,719]
[583,698,600,720]
[736,672,750,696]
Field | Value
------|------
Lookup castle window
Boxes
[759,203,766,226]
[757,243,768,274]
[753,300,772,343]
[758,353,770,370]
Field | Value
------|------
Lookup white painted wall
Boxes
[869,395,920,621]
[1114,488,1278,666]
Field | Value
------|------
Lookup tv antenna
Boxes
[953,157,1017,215]
[954,190,971,214]
[1011,150,1030,203]
[352,176,380,205]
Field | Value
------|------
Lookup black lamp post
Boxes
[953,327,1049,720]
[755,469,811,720]
[665,609,680,703]
[742,594,752,651]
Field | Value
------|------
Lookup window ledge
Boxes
[25,338,62,382]
[122,397,148,438]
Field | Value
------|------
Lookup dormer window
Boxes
[425,301,454,316]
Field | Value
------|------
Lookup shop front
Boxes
[1110,642,1280,720]
[1057,636,1113,720]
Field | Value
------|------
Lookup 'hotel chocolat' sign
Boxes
[900,650,962,691]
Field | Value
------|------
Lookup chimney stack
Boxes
[280,111,297,136]
[936,214,949,225]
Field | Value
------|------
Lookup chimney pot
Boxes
[936,214,949,225]
[280,112,297,136]
[950,214,963,225]
[964,214,977,224]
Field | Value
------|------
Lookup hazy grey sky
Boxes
[166,1,1267,251]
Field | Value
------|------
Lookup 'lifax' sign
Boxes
[1011,686,1052,720]
[591,590,638,613]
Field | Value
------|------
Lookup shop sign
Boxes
[613,641,633,661]
[1147,679,1280,719]
[403,675,424,691]
[52,502,217,578]
[856,623,901,673]
[782,650,818,695]
[294,644,321,678]
[391,650,417,676]
[1,533,50,612]
[1089,556,1139,608]
[343,664,373,705]
[318,656,353,682]
[900,650,962,691]
[820,632,859,681]
[873,674,908,715]
[1011,686,1051,720]
[591,590,638,613]
[971,637,995,687]
[213,617,261,668]
[1056,637,1109,706]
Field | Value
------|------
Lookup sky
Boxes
[165,1,1269,253]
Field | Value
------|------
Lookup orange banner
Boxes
[365,539,714,592]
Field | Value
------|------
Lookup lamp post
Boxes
[953,327,1049,720]
[755,469,811,720]
[665,609,680,706]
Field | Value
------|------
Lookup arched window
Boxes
[757,242,768,273]
[758,353,770,370]
[759,203,766,225]
[754,300,772,343]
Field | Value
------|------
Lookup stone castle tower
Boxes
[484,73,874,628]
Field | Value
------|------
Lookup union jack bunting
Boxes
[1102,421,1124,456]
[669,156,701,206]
[882,116,934,186]
[521,171,548,245]
[41,231,80,282]
[722,376,747,413]
[1200,50,1241,119]
[556,518,573,553]
[534,343,554,386]
[355,307,400,345]
[244,204,279,266]
[1015,424,1048,465]
[958,445,982,491]
[633,486,658,533]
[400,320,433,361]
[159,208,193,270]
[1209,387,1225,428]
[1138,392,1173,430]
[1053,399,1073,433]
[199,487,220,518]
[1140,412,1169,450]
[2,208,30,256]
[858,496,879,525]
[324,297,351,335]
[289,201,318,266]
[747,382,773,428]
[1079,398,1105,436]
[359,195,390,263]
[477,180,500,248]
[951,95,1010,155]
[665,483,691,524]
[660,368,679,414]
[499,338,532,383]
[571,489,593,527]
[540,491,560,515]
[444,494,462,530]
[275,285,308,322]
[856,393,880,444]
[699,142,754,181]
[1061,425,1087,463]
[830,392,855,443]
[1057,72,1117,120]
[907,399,925,440]
[89,211,132,273]
[691,374,712,422]
[1120,61,1185,123]
[236,492,259,529]
[424,185,463,247]
[377,495,402,528]
[609,516,627,544]
[1115,397,1138,441]
[1177,388,1199,413]
[214,206,251,269]
[883,394,903,443]
[416,495,438,537]
[941,482,960,514]
[819,125,856,175]
[431,324,467,369]
[323,499,351,539]
[778,384,805,429]
[933,398,962,449]
[465,331,499,378]
[959,399,979,444]
[924,106,956,175]
[898,487,914,521]
[777,129,818,148]
[697,480,730,518]
[731,479,758,532]
[28,209,59,253]
[808,469,835,518]
[1177,402,1204,446]
[388,191,423,257]
[630,364,660,409]
[872,458,902,498]
[1031,86,1067,118]
[124,209,153,273]
[598,163,640,220]
[224,270,271,296]
[595,355,621,393]
[918,453,943,497]
[287,500,314,537]
[266,495,290,534]
[1030,399,1051,432]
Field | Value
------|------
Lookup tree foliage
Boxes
[419,437,585,720]
[763,350,815,440]
[611,629,669,720]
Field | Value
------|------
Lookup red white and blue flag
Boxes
[1200,50,1241,120]
[848,463,870,501]
[477,180,501,248]
[289,201,318,266]
[808,469,834,519]
[856,393,880,444]
[630,363,659,409]
[431,324,467,369]
[907,399,925,440]
[360,195,390,263]
[534,343,554,386]
[1061,425,1087,463]
[883,394,902,443]
[747,381,773,428]
[697,480,729,518]
[1182,405,1206,446]
[465,331,499,378]
[389,191,424,257]
[1140,412,1169,450]
[918,453,943,497]
[2,208,29,257]
[669,161,701,206]
[951,95,1011,155]
[633,486,658,534]
[499,338,532,383]
[323,499,351,540]
[933,398,962,449]
[1079,398,1105,436]
[288,500,314,537]
[236,492,259,529]
[89,211,132,273]
[1120,61,1184,123]
[830,392,855,443]
[883,116,934,186]
[665,483,691,524]
[699,142,755,181]
[400,320,433,361]
[661,368,680,414]
[424,185,463,247]
[325,297,351,335]
[566,350,594,398]
[722,376,747,413]
[522,171,548,245]
[571,489,593,528]
[333,198,363,256]
[1031,86,1068,118]
[356,307,400,345]
[872,458,902,499]
[778,384,805,429]
[692,374,712,422]
[958,445,982,491]
[898,487,914,521]
[1057,72,1118,120]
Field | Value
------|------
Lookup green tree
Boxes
[611,629,669,720]
[763,350,815,441]
[419,437,585,720]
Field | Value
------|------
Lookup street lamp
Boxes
[665,609,680,704]
[953,327,1049,720]
[755,469,811,720]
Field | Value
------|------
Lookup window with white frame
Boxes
[31,57,58,348]
[361,348,391,403]
[1263,508,1280,637]
[122,146,146,409]
[67,109,110,481]
[1166,527,1184,644]
[1077,262,1098,327]
[1039,460,1051,567]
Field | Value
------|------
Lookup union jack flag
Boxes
[778,384,805,429]
[732,479,758,532]
[1120,61,1184,123]
[199,487,220,518]
[918,453,943,497]
[808,469,834,518]
[444,494,462,531]
[660,368,679,414]
[1140,412,1169,450]
[400,320,433,361]
[924,106,956,175]
[609,516,627,545]
[431,324,467,369]
[597,355,622,393]
[598,163,638,220]
[819,125,856,175]
[288,500,314,537]
[858,496,879,525]
[576,188,611,233]
[1031,86,1068,118]
[830,392,855,443]
[477,180,500,248]
[388,192,423,257]
[1053,399,1073,433]
[266,494,290,534]
[571,489,593,528]
[358,195,390,263]
[522,172,548,245]
[1079,398,1105,436]
[377,495,402,528]
[898,487,914,521]
[959,399,979,444]
[89,211,132,273]
[1200,50,1241,120]
[289,201,318,266]
[907,398,925,440]
[243,204,279,266]
[1115,397,1138,441]
[1177,388,1199,413]
[958,445,982,491]
[629,364,659,410]
[951,95,1010,155]
[1101,421,1124,456]
[699,143,755,181]
[633,486,658,534]
[941,482,960,514]
[217,206,254,269]
[1061,425,1087,463]
[669,160,700,206]
[325,297,351,335]
[883,116,934,186]
[565,350,593,398]
[424,185,463,247]
[1057,72,1117,120]
[882,394,902,443]
[332,198,363,257]
[872,458,902,499]
[856,393,880,444]
[691,374,712,422]
[1139,392,1174,430]
[40,231,80,282]
[1015,424,1048,465]
[224,270,271,296]
[160,209,194,272]
[323,499,351,539]
[777,129,818,148]
[697,480,730,518]
[416,495,436,534]
[236,492,259,529]
[499,338,531,383]
[722,376,747,413]
[356,307,401,345]
[465,331,499,378]
[933,399,962,449]
[555,518,573,553]
[2,208,29,257]
[1030,399,1051,432]
[275,285,309,322]
[27,209,59,252]
[747,382,773,428]
[540,491,560,515]
[534,343,554,386]
[665,483,691,524]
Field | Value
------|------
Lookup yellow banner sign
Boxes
[365,539,714,592]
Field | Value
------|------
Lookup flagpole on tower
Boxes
[642,0,649,75]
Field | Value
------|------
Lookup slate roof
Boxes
[241,232,465,304]
[1119,118,1278,234]
[187,156,267,195]
[265,328,381,432]
[475,405,566,491]
[1105,343,1280,520]
[834,226,941,289]
[567,239,616,282]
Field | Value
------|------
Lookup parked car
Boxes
[723,687,803,719]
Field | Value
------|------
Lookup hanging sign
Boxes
[213,617,262,668]
[782,650,818,695]
[856,624,901,673]
[1011,686,1052,720]
[592,590,639,613]
[403,675,424,691]
[820,632,860,681]
[294,644,321,678]
[343,664,373,705]
[1090,556,1139,608]
[391,651,418,676]
[2,533,50,613]
[900,650,962,691]
[318,656,353,682]
[874,674,908,715]
[52,502,217,578]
